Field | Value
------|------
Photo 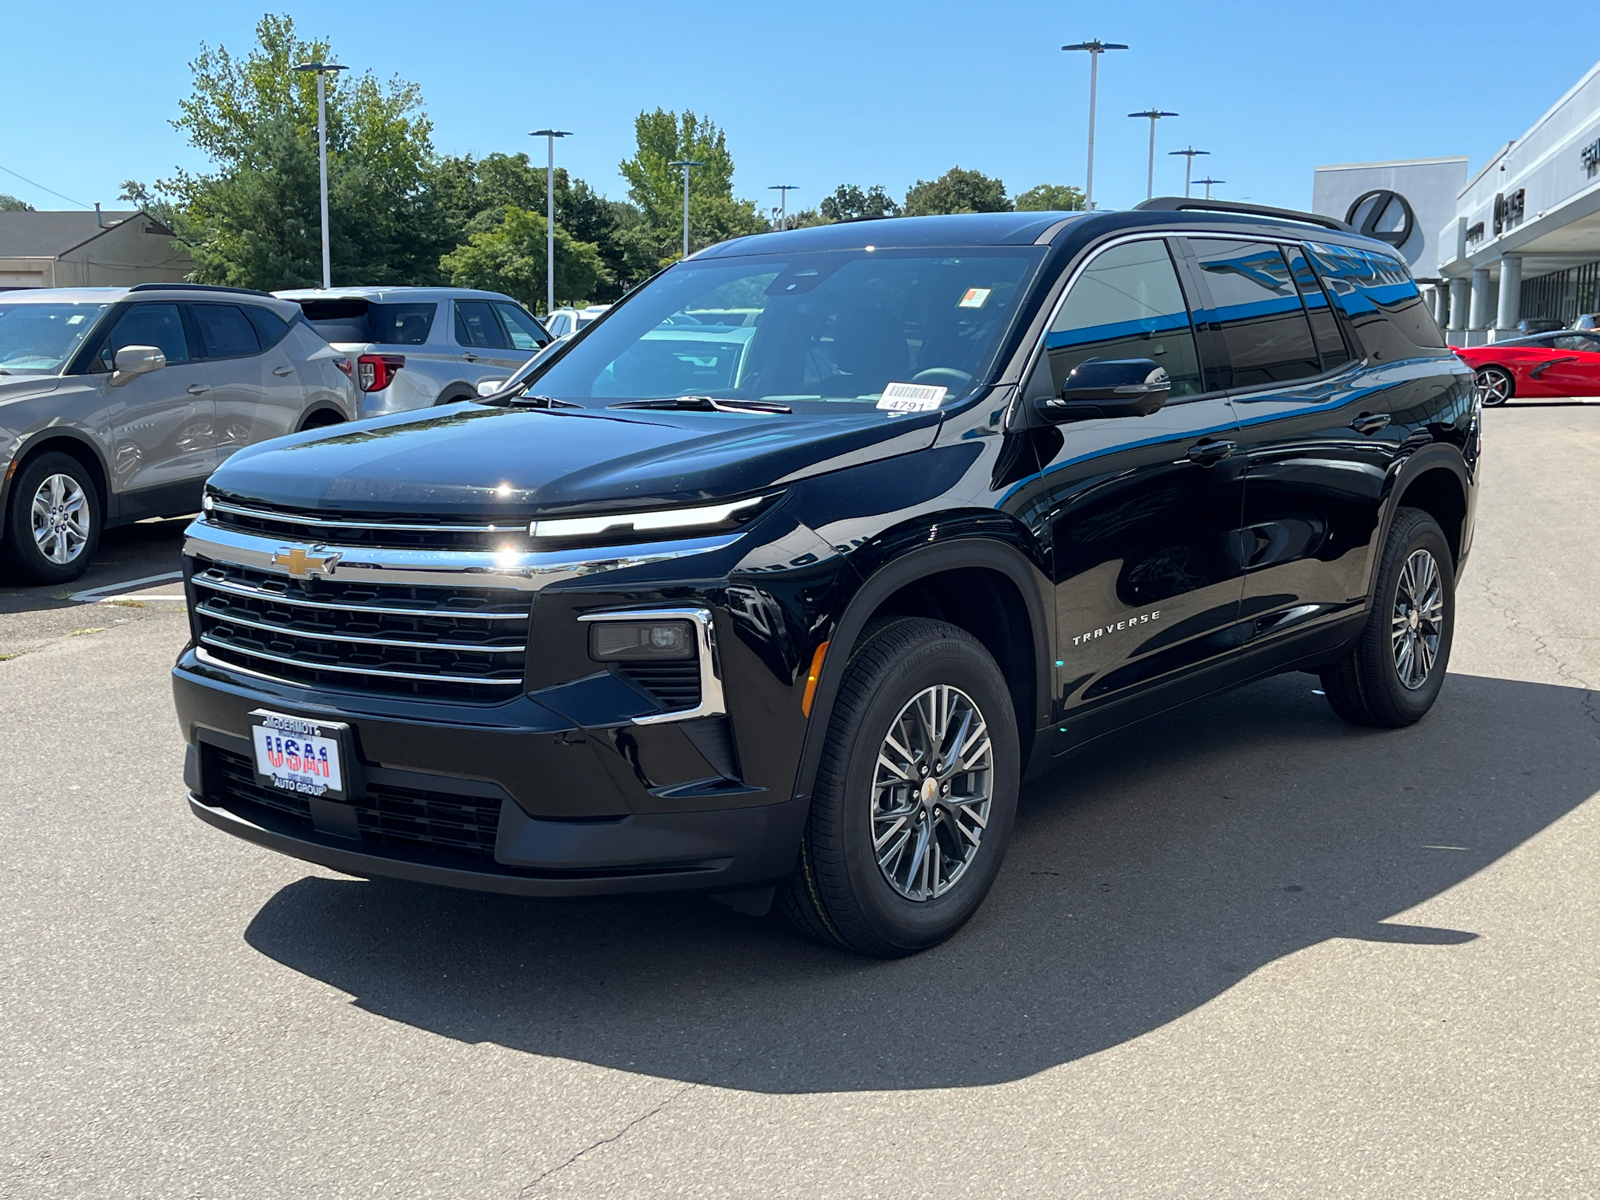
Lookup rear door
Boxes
[491,301,550,377]
[100,301,217,501]
[1029,236,1249,741]
[191,302,306,458]
[1193,238,1404,655]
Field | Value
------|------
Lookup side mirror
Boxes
[477,379,507,397]
[1037,358,1171,422]
[109,345,166,387]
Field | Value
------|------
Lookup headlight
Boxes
[529,494,772,543]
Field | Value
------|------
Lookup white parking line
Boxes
[70,571,184,603]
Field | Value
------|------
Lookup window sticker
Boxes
[877,381,948,412]
[958,287,992,309]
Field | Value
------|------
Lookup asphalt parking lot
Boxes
[2,404,1597,1199]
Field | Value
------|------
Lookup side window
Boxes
[97,302,190,369]
[191,304,262,360]
[493,301,549,350]
[369,302,436,346]
[1284,245,1351,370]
[548,313,571,338]
[1304,241,1448,362]
[1551,333,1600,352]
[243,305,292,349]
[454,300,507,349]
[1189,240,1321,389]
[1046,238,1204,398]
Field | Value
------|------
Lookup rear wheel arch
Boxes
[792,539,1051,807]
[433,381,477,406]
[296,405,346,432]
[1394,464,1468,569]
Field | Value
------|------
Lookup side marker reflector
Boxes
[801,640,829,718]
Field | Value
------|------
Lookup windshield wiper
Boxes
[485,393,581,410]
[609,395,792,414]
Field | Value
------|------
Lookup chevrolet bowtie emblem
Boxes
[271,546,341,579]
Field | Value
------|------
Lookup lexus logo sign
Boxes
[1345,189,1417,249]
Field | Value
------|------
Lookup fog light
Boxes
[589,620,695,662]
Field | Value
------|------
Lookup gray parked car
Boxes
[275,287,552,414]
[0,284,357,585]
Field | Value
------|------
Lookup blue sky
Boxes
[3,1,1595,220]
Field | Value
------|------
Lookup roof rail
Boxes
[1133,197,1355,234]
[127,282,274,298]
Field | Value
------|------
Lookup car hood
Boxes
[207,403,945,516]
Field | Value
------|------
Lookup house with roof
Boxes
[0,207,194,289]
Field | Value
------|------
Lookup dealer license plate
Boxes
[250,710,347,799]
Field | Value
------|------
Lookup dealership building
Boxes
[1313,57,1600,344]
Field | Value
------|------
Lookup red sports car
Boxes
[1455,331,1600,405]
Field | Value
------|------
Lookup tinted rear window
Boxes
[1189,240,1321,388]
[295,298,437,346]
[1305,242,1448,361]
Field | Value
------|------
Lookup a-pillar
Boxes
[1468,267,1492,345]
[1493,253,1523,341]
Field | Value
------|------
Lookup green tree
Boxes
[1014,183,1085,212]
[440,205,607,309]
[818,184,900,222]
[902,167,1011,216]
[617,109,766,262]
[127,14,447,290]
[0,193,33,212]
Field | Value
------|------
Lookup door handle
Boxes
[1186,438,1236,465]
[463,352,480,362]
[1350,412,1391,435]
[272,365,295,377]
[186,383,210,395]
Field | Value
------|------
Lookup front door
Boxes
[1531,331,1600,396]
[1027,237,1249,744]
[99,301,215,509]
[454,300,527,384]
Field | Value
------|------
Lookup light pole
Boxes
[667,159,703,258]
[1128,109,1178,201]
[1194,176,1224,200]
[768,184,798,231]
[1168,146,1209,198]
[293,60,347,289]
[1062,39,1128,211]
[530,129,571,317]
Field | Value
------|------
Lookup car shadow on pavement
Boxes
[243,669,1598,1094]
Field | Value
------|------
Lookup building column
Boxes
[1493,254,1523,341]
[1448,277,1472,339]
[1469,268,1492,344]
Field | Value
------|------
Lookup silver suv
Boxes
[275,287,552,414]
[0,284,357,584]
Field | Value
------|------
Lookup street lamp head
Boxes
[292,61,347,74]
[1169,146,1210,157]
[668,160,705,169]
[1128,109,1179,119]
[530,129,572,139]
[1061,40,1129,52]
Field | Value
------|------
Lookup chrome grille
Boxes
[205,495,531,552]
[190,559,529,702]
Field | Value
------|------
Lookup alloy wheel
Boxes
[1474,367,1512,407]
[30,473,90,565]
[1391,548,1445,690]
[870,684,994,901]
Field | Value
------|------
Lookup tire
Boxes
[1474,365,1513,407]
[777,617,1020,957]
[1,451,103,586]
[1320,508,1454,728]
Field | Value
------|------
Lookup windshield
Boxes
[519,248,1042,412]
[0,302,110,374]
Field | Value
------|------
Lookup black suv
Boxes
[172,200,1479,956]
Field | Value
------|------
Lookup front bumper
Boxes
[174,660,808,896]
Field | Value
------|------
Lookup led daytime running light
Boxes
[530,495,766,540]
